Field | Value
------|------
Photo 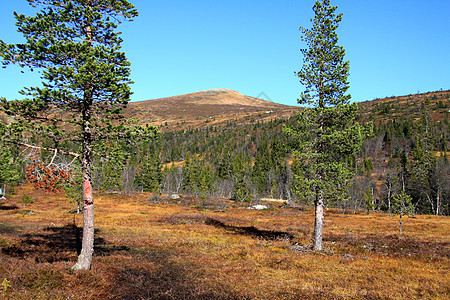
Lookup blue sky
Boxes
[0,0,449,106]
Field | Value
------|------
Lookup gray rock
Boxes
[248,204,267,210]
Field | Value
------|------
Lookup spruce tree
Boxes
[0,0,156,270]
[134,140,162,193]
[286,0,368,250]
[0,143,22,194]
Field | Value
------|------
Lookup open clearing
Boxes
[0,184,448,299]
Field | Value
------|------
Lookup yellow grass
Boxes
[0,184,448,299]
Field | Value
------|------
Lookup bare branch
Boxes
[47,148,58,168]
[16,141,80,160]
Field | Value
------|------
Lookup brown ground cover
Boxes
[0,184,448,299]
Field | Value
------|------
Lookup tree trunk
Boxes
[72,179,94,270]
[72,173,95,270]
[387,183,391,214]
[313,78,325,251]
[313,191,324,251]
[425,193,434,216]
[73,82,94,270]
[436,187,440,216]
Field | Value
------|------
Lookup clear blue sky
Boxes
[1,0,449,106]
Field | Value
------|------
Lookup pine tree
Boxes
[252,137,271,193]
[0,0,157,270]
[286,0,368,250]
[0,143,22,194]
[182,153,195,193]
[135,154,162,193]
[363,186,374,214]
[97,141,128,191]
[217,147,233,180]
[233,169,252,203]
[135,140,162,193]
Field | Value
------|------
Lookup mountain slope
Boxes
[125,89,297,130]
[358,90,449,123]
[125,88,449,131]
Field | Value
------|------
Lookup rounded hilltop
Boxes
[125,89,297,130]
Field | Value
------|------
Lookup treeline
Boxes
[1,103,448,215]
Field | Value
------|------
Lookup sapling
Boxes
[392,191,414,234]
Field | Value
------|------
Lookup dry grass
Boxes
[0,184,449,299]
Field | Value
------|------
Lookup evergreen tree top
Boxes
[1,0,138,109]
[297,0,350,108]
[0,0,157,158]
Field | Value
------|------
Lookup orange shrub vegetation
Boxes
[0,184,448,299]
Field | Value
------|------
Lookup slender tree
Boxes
[0,143,22,194]
[392,191,414,234]
[286,0,368,250]
[0,0,156,270]
[135,141,163,193]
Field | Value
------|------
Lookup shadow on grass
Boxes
[326,233,450,261]
[0,204,19,210]
[105,248,245,299]
[1,224,129,263]
[0,222,22,234]
[205,217,294,241]
[1,223,246,298]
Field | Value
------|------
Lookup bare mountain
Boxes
[125,89,297,130]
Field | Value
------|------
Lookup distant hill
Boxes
[124,89,297,130]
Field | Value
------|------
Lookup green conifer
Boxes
[0,0,157,270]
[286,0,369,250]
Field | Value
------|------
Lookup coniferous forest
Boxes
[2,90,448,215]
[135,91,449,216]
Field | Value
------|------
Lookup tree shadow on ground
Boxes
[0,204,19,210]
[326,233,450,261]
[205,217,294,241]
[105,248,246,300]
[1,224,129,263]
[1,223,247,299]
[0,222,22,234]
